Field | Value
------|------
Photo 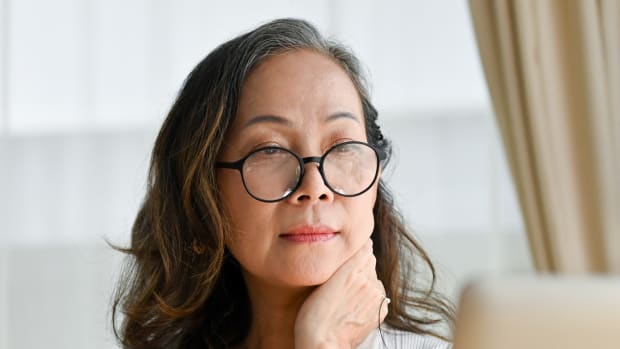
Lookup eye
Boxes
[246,139,286,153]
[248,147,291,163]
[320,135,344,150]
[258,147,286,155]
[334,142,358,153]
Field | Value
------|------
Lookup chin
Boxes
[277,265,337,287]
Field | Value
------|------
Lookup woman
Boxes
[112,18,454,349]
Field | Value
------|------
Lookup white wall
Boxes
[0,1,532,348]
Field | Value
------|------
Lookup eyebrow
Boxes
[242,115,293,130]
[241,111,361,130]
[325,111,361,123]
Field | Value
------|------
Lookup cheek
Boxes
[218,172,255,241]
[344,187,378,244]
[217,172,274,264]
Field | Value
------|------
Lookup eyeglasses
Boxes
[216,141,385,202]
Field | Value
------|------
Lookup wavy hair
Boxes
[111,18,455,349]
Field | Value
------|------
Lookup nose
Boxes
[287,158,334,204]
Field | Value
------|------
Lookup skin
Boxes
[217,49,388,349]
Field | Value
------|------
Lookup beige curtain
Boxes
[468,0,620,273]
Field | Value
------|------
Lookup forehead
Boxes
[232,49,364,130]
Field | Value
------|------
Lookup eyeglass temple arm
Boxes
[215,160,243,170]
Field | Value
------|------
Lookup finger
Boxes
[359,280,387,321]
[355,240,377,283]
[362,250,377,280]
[333,238,374,276]
[360,238,378,279]
[380,279,389,321]
[368,281,389,325]
[379,294,390,324]
[357,284,389,332]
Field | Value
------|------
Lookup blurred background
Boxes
[0,1,532,348]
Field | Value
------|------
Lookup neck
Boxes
[240,272,315,349]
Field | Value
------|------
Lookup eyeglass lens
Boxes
[241,142,378,201]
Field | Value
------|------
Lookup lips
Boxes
[280,225,338,243]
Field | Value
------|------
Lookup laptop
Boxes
[452,276,620,349]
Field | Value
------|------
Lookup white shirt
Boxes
[357,327,452,349]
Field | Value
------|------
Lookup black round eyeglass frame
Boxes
[215,140,387,203]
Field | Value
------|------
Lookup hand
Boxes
[294,239,389,349]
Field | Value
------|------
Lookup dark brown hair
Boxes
[112,18,455,349]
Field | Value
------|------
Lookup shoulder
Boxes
[357,327,452,349]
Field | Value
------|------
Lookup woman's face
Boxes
[217,49,379,288]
